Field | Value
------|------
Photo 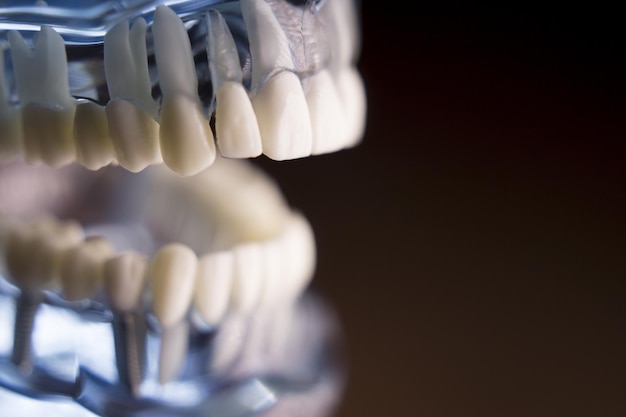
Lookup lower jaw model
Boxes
[0,1,365,416]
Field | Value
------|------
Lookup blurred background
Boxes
[256,3,625,417]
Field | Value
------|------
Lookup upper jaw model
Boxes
[0,1,366,416]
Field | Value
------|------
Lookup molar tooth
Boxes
[252,71,313,160]
[207,10,262,159]
[150,243,197,328]
[104,20,161,172]
[305,70,347,155]
[74,101,115,170]
[103,251,148,313]
[194,251,234,326]
[230,242,264,316]
[60,237,113,301]
[0,47,22,162]
[8,28,76,166]
[153,6,215,176]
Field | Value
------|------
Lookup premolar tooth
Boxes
[9,28,76,166]
[207,11,262,159]
[104,20,161,172]
[103,251,148,313]
[74,101,115,170]
[60,237,113,301]
[305,70,346,155]
[231,242,264,316]
[150,243,197,328]
[194,251,234,326]
[252,71,313,160]
[153,6,215,176]
[105,100,161,172]
[0,47,22,162]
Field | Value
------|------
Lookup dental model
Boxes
[0,1,365,416]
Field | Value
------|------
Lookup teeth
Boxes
[153,6,215,176]
[257,238,283,308]
[209,316,246,374]
[207,10,262,159]
[279,214,316,303]
[252,71,313,160]
[74,101,115,170]
[230,242,264,316]
[305,70,347,155]
[327,0,361,68]
[60,237,113,301]
[103,251,148,313]
[105,99,161,173]
[241,0,313,160]
[240,0,295,90]
[6,217,84,291]
[104,20,161,172]
[149,243,197,328]
[8,28,76,166]
[0,47,23,162]
[194,251,234,326]
[336,66,367,148]
[158,320,189,384]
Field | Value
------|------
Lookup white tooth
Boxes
[336,67,367,148]
[209,316,246,374]
[206,10,262,159]
[252,71,313,160]
[9,28,76,166]
[6,218,84,291]
[280,214,316,303]
[194,251,234,326]
[0,47,22,162]
[60,237,113,301]
[153,6,215,176]
[240,0,294,89]
[258,238,283,309]
[230,242,263,316]
[74,101,115,170]
[105,99,161,173]
[158,95,216,176]
[103,251,148,313]
[159,320,189,384]
[326,0,361,69]
[150,243,197,328]
[215,82,262,159]
[305,70,346,155]
[104,20,158,116]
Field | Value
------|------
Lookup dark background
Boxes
[257,3,625,417]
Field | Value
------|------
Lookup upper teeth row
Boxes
[0,0,366,176]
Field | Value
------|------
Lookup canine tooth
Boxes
[194,251,234,326]
[206,11,262,159]
[0,48,22,162]
[252,71,313,160]
[240,0,294,89]
[336,67,367,148]
[103,251,148,313]
[153,6,215,176]
[305,70,346,155]
[105,99,161,172]
[215,82,262,158]
[159,320,189,384]
[60,237,113,301]
[8,28,76,166]
[158,95,216,176]
[231,242,264,316]
[150,243,197,328]
[74,101,115,170]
